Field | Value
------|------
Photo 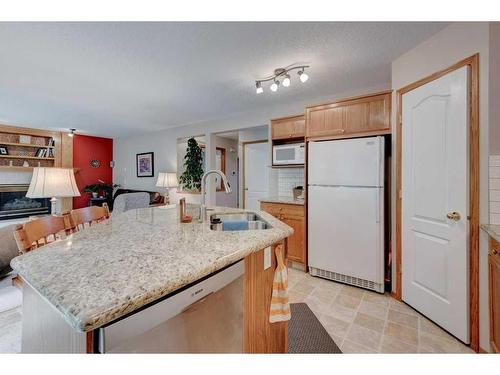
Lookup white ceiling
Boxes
[0,22,448,138]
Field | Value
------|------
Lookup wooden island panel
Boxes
[244,243,288,353]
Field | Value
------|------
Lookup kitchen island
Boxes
[10,204,293,353]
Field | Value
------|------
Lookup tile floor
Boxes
[0,269,475,354]
[288,268,474,353]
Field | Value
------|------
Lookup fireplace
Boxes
[0,184,51,221]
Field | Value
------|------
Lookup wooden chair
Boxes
[70,203,110,231]
[14,214,74,254]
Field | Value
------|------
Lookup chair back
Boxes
[70,203,110,230]
[113,192,150,214]
[14,214,73,254]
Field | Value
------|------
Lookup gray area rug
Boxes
[288,303,342,354]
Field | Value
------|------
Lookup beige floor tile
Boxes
[310,286,339,303]
[334,294,362,310]
[289,290,308,303]
[419,316,457,342]
[380,335,418,353]
[419,332,473,353]
[340,284,366,299]
[363,291,391,306]
[384,321,419,346]
[353,312,385,333]
[319,314,351,338]
[345,323,382,350]
[389,299,419,316]
[325,303,358,323]
[341,339,376,353]
[387,309,418,329]
[303,295,331,316]
[292,279,316,295]
[358,300,388,320]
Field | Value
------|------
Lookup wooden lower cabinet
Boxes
[489,237,500,353]
[261,202,306,264]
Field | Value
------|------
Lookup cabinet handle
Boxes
[493,249,499,255]
[331,129,345,134]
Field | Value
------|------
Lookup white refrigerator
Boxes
[308,136,385,293]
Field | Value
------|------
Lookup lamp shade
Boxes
[26,167,81,198]
[156,172,178,188]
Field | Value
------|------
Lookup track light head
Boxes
[298,69,309,83]
[256,81,263,94]
[270,80,280,92]
[282,74,291,87]
[68,128,76,137]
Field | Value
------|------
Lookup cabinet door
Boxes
[343,102,370,134]
[489,239,500,353]
[272,116,305,140]
[368,94,391,131]
[282,215,305,264]
[306,106,344,137]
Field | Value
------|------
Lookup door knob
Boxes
[446,211,461,221]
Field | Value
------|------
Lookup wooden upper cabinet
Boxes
[271,115,305,140]
[306,106,344,137]
[306,91,391,138]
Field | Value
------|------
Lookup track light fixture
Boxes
[255,65,310,94]
[68,128,76,137]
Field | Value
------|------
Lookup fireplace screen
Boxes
[0,185,51,220]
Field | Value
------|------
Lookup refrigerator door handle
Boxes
[375,189,380,223]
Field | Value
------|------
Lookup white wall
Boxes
[391,22,490,351]
[490,23,500,155]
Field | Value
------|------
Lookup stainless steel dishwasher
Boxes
[98,260,244,353]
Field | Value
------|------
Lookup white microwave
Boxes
[272,142,305,165]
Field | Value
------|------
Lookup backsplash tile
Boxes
[278,167,304,197]
[491,155,500,225]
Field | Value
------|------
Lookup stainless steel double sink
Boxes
[209,212,272,231]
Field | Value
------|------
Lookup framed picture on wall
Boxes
[136,152,154,177]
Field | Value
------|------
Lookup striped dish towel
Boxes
[269,244,291,323]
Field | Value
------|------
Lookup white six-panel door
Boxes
[402,66,469,343]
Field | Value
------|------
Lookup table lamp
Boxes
[156,172,178,202]
[26,167,81,215]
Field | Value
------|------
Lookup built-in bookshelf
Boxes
[0,126,60,169]
[0,124,75,212]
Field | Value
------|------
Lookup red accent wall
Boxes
[72,134,113,209]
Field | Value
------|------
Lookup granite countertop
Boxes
[481,224,500,243]
[10,204,293,332]
[259,196,305,206]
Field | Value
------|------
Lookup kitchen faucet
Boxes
[199,169,232,222]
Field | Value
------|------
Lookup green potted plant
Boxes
[83,182,119,199]
[179,137,204,192]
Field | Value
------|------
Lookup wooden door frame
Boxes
[241,139,268,209]
[395,54,480,352]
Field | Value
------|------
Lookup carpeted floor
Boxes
[289,303,342,353]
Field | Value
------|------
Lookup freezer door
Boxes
[308,136,384,187]
[308,185,384,284]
